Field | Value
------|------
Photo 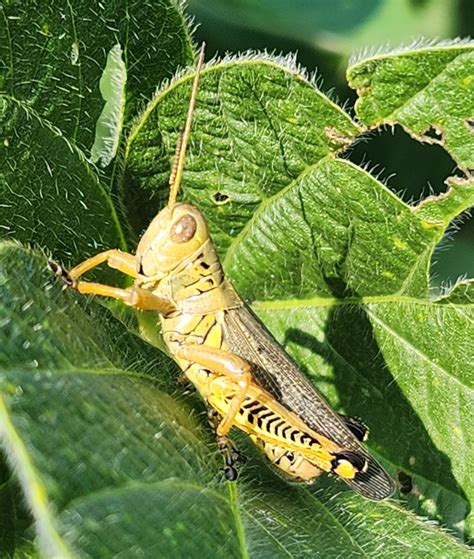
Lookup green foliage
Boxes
[1,0,473,557]
[348,43,474,172]
[0,0,193,265]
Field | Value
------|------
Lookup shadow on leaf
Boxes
[284,301,470,539]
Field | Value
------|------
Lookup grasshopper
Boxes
[50,45,395,500]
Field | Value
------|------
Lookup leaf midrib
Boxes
[253,293,474,309]
[0,397,74,558]
[366,309,473,393]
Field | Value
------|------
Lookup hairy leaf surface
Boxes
[1,12,473,557]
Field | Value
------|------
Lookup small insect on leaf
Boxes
[50,44,394,500]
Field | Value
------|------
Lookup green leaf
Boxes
[90,44,127,168]
[124,58,361,248]
[0,0,194,265]
[0,244,471,558]
[0,94,125,265]
[124,51,474,543]
[0,0,193,152]
[347,41,474,172]
[1,8,474,556]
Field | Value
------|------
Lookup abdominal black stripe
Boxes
[282,426,296,440]
[294,432,307,445]
[247,412,256,424]
[266,416,281,431]
[289,430,298,442]
[250,405,266,416]
[259,412,276,429]
[268,419,285,435]
[302,435,320,448]
[242,398,258,410]
[256,410,274,429]
[281,425,292,440]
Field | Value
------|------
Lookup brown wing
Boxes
[223,305,395,500]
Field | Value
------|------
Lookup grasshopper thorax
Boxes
[135,203,211,281]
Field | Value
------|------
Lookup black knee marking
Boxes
[339,415,369,442]
[332,451,367,474]
[48,260,74,287]
[224,465,238,481]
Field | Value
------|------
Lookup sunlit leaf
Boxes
[1,5,473,556]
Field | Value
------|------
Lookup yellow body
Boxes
[52,47,394,497]
[134,204,359,480]
[53,203,365,482]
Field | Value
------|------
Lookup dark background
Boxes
[188,0,474,287]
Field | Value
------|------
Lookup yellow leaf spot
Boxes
[382,270,394,279]
[452,425,462,438]
[393,237,407,250]
[287,116,297,124]
[420,220,440,230]
[32,482,48,505]
[461,75,473,87]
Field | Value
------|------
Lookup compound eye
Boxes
[170,214,197,243]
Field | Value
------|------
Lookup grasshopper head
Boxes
[135,203,210,280]
[136,46,208,282]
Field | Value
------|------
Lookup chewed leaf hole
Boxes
[213,192,230,205]
[348,124,459,203]
[422,126,443,142]
[465,117,474,132]
[397,471,414,495]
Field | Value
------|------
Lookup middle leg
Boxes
[175,344,252,437]
[208,408,245,481]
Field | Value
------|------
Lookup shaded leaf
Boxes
[0,452,36,558]
[0,244,472,557]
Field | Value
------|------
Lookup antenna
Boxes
[168,43,206,211]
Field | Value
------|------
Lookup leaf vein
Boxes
[223,156,333,270]
[366,309,473,393]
